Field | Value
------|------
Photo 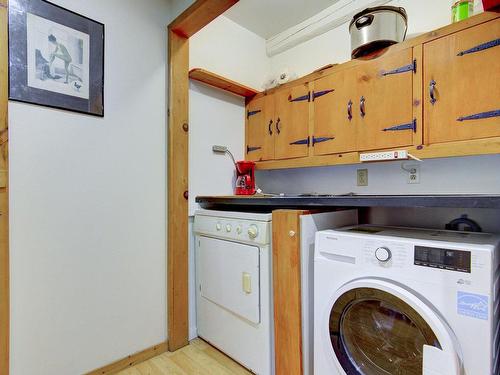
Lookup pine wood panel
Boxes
[274,83,310,160]
[189,68,259,98]
[0,1,9,374]
[117,339,251,375]
[250,12,499,102]
[312,67,358,155]
[169,0,238,38]
[272,210,309,375]
[167,29,189,352]
[86,342,168,375]
[254,136,500,170]
[424,18,500,144]
[356,48,415,151]
[245,95,274,161]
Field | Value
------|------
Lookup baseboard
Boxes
[85,341,168,375]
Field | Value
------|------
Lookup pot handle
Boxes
[355,14,374,30]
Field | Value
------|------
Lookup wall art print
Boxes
[9,0,104,116]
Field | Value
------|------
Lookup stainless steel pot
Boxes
[349,6,408,58]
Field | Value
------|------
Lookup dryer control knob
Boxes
[216,222,222,231]
[248,225,259,239]
[226,224,232,232]
[375,247,392,262]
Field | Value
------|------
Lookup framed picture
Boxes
[8,0,104,116]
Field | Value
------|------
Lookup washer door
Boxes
[325,279,462,375]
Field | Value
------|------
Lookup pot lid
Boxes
[349,6,408,29]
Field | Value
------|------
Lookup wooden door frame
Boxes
[167,0,238,351]
[0,0,8,374]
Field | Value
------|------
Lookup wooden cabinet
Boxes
[356,48,416,151]
[424,19,500,144]
[246,82,310,161]
[274,82,310,160]
[246,95,274,161]
[312,68,357,155]
[245,13,500,169]
[312,49,415,155]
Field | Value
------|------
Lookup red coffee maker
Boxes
[235,161,256,195]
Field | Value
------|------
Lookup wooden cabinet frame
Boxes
[247,12,499,170]
[167,0,239,351]
[0,1,8,373]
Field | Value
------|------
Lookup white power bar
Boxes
[360,150,409,162]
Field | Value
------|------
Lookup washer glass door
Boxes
[329,287,441,375]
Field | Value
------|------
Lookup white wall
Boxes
[188,15,271,214]
[188,82,245,215]
[256,155,500,195]
[190,15,271,90]
[9,1,170,374]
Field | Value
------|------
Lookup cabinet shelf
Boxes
[189,68,259,98]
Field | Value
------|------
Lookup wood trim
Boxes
[412,44,424,146]
[0,0,9,374]
[272,210,309,375]
[85,341,168,375]
[167,0,239,352]
[189,68,259,98]
[255,136,500,170]
[167,29,190,352]
[251,12,500,100]
[169,0,238,38]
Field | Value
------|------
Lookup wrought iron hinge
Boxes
[289,137,310,146]
[381,59,417,76]
[457,109,500,122]
[383,119,417,133]
[457,38,500,56]
[312,89,335,101]
[312,136,335,146]
[288,92,311,102]
[247,109,262,118]
[246,146,262,153]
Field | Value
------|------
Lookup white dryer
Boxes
[314,225,500,375]
[194,210,274,375]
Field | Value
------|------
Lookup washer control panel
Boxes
[363,241,409,268]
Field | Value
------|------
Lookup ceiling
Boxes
[224,0,340,39]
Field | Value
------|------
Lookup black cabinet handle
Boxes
[268,119,273,135]
[429,80,437,105]
[276,118,281,134]
[347,100,353,121]
[360,96,366,117]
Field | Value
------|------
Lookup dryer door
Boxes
[324,279,462,375]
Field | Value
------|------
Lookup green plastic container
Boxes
[452,0,474,23]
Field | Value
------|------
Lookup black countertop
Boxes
[196,194,500,210]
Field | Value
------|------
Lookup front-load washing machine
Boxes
[314,225,500,375]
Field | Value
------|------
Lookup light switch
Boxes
[242,272,251,294]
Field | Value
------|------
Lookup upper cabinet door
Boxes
[424,19,500,144]
[246,95,275,161]
[312,68,357,155]
[274,83,311,160]
[356,48,416,151]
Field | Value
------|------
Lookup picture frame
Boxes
[8,0,105,116]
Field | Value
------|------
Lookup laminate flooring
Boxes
[117,338,252,375]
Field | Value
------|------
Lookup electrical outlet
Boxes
[357,169,368,186]
[407,165,420,184]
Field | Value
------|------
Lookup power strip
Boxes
[360,150,409,162]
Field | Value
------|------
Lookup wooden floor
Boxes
[117,339,252,375]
